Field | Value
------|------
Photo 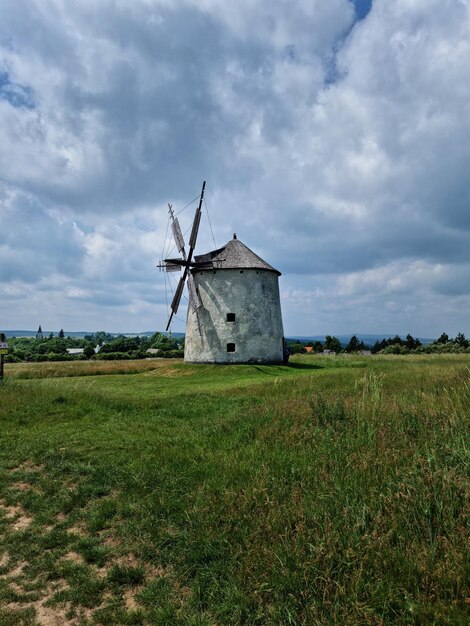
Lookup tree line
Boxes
[4,330,469,363]
[287,335,356,354]
[372,332,469,354]
[3,332,183,363]
[287,332,470,355]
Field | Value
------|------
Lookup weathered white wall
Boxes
[185,268,284,363]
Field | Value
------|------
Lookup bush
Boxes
[98,337,140,354]
[159,350,184,358]
[128,350,147,360]
[93,352,131,361]
[3,354,21,363]
[287,342,306,355]
[83,344,95,359]
[380,344,409,355]
[11,349,26,360]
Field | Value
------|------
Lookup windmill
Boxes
[159,181,285,364]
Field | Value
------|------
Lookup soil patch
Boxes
[10,461,45,473]
[11,481,36,491]
[0,499,33,529]
[60,551,85,565]
[12,514,33,530]
[124,587,141,610]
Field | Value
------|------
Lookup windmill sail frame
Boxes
[171,217,186,258]
[160,181,206,331]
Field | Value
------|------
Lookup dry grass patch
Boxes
[9,461,45,474]
[6,358,180,380]
[12,515,33,531]
[123,586,141,611]
[4,578,80,626]
[67,522,87,538]
[0,499,33,530]
[60,552,85,566]
[10,481,41,493]
[1,560,27,579]
[34,602,80,626]
[101,534,121,549]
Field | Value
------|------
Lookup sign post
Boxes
[0,333,8,381]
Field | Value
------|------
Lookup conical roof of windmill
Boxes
[194,234,281,275]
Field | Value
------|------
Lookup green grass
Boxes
[0,355,469,625]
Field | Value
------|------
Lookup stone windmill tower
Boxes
[160,182,285,364]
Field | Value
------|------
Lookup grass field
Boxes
[0,355,468,625]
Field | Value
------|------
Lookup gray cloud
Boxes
[0,184,84,282]
[0,0,354,210]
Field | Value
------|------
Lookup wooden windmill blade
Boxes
[166,264,190,330]
[164,181,206,331]
[187,180,205,255]
[189,207,202,250]
[158,205,185,272]
[170,274,185,315]
[171,217,186,259]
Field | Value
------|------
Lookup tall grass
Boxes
[0,355,468,624]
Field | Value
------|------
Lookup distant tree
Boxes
[454,332,469,348]
[346,335,360,353]
[372,340,383,354]
[313,341,323,352]
[151,333,180,353]
[84,331,114,344]
[138,336,151,351]
[44,338,67,355]
[405,334,421,350]
[436,332,449,344]
[325,335,341,353]
[99,336,139,354]
[83,344,95,359]
[287,341,306,354]
[58,329,65,339]
[372,336,408,353]
[48,332,54,339]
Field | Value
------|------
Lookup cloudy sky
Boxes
[1,0,469,337]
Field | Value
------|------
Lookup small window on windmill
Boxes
[227,313,235,322]
[227,343,236,352]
